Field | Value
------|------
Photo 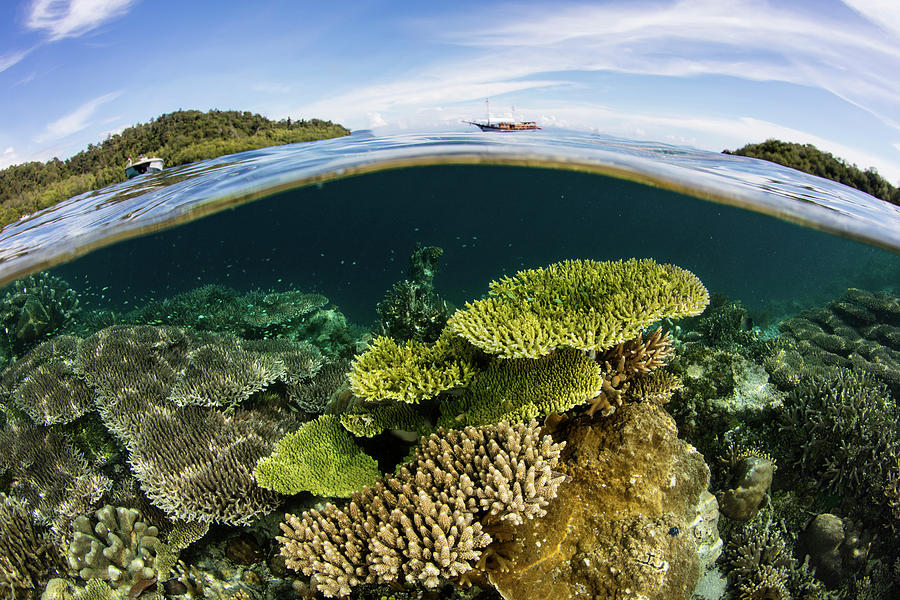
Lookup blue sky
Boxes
[2,0,900,183]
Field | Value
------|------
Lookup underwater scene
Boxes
[1,131,900,600]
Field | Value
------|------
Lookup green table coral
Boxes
[254,415,380,497]
[447,258,709,359]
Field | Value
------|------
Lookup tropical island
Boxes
[0,109,350,230]
[724,139,900,206]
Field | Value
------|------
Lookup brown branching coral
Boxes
[277,420,565,597]
[0,493,66,599]
[0,335,94,425]
[725,517,794,600]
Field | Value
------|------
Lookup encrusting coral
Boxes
[66,505,160,591]
[446,258,709,359]
[254,414,381,497]
[486,402,716,600]
[0,335,94,425]
[277,420,565,597]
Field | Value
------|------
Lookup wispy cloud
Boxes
[843,0,900,37]
[35,91,121,143]
[456,1,900,129]
[26,0,136,41]
[0,49,32,73]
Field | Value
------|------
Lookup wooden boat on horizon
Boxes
[464,99,540,132]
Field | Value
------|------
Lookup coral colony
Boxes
[2,254,900,599]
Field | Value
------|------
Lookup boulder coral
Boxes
[486,402,717,600]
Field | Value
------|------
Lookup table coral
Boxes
[486,403,715,600]
[254,414,380,497]
[447,258,709,359]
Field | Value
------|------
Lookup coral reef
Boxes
[67,505,160,591]
[377,244,453,343]
[797,513,871,589]
[438,347,603,428]
[778,368,900,509]
[254,414,381,497]
[338,400,430,439]
[446,258,709,359]
[288,358,350,415]
[349,331,478,404]
[1,335,94,425]
[0,273,80,357]
[487,402,715,600]
[779,287,900,395]
[0,418,113,541]
[0,493,66,599]
[277,420,564,597]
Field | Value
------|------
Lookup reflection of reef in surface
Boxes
[487,403,718,600]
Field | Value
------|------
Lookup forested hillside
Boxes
[0,109,350,229]
[724,139,899,206]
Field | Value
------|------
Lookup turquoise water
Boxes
[1,130,899,600]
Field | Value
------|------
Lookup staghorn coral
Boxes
[277,420,565,597]
[0,335,94,425]
[349,331,478,404]
[254,414,381,497]
[377,244,453,343]
[0,273,80,356]
[725,516,794,600]
[0,493,66,599]
[778,368,900,506]
[780,287,900,395]
[446,258,709,359]
[437,347,603,428]
[67,505,160,591]
[487,402,715,600]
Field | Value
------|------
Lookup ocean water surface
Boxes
[1,130,899,600]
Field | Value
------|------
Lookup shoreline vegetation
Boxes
[0,109,350,230]
[724,139,900,207]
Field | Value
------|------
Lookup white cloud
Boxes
[35,91,121,143]
[27,0,136,40]
[0,49,31,73]
[843,0,900,37]
[0,147,21,169]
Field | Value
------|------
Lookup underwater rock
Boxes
[226,534,265,566]
[718,456,775,521]
[486,402,715,600]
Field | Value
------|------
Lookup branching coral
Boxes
[289,358,350,414]
[446,258,709,359]
[0,493,66,599]
[254,414,381,497]
[0,335,94,425]
[277,420,565,597]
[67,505,160,590]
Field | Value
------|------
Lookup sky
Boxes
[2,0,900,183]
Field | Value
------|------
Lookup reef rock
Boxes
[486,402,716,600]
[718,455,775,521]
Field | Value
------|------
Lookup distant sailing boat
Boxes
[465,99,540,131]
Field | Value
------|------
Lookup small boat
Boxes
[125,155,164,179]
[465,99,541,132]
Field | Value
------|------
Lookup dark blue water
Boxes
[48,164,898,326]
